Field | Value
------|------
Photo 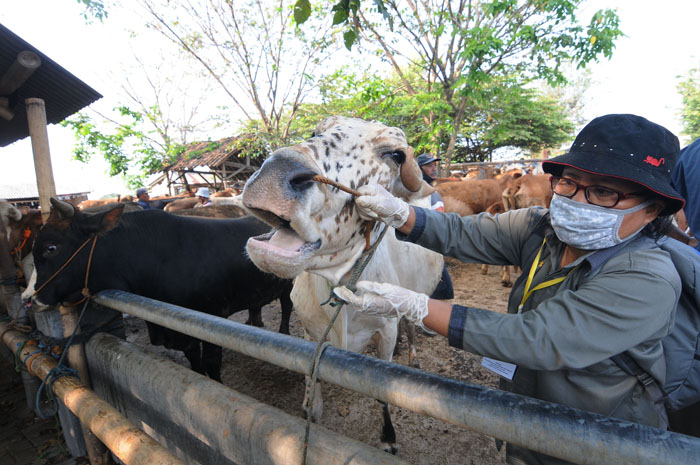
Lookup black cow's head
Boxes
[32,198,124,307]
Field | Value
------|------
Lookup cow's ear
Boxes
[7,205,22,222]
[47,198,75,227]
[82,204,125,235]
[30,211,44,227]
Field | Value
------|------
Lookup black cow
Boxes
[32,198,294,382]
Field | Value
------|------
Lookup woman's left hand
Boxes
[333,281,429,323]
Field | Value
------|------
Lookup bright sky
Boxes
[1,0,699,199]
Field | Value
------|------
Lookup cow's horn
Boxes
[50,197,75,218]
[399,146,422,192]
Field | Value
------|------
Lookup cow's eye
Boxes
[42,244,57,257]
[380,151,405,165]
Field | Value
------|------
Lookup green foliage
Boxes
[294,0,312,23]
[76,0,108,23]
[186,142,222,160]
[678,67,700,141]
[267,67,573,162]
[61,106,183,189]
[228,133,270,160]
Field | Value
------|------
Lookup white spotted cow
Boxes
[243,116,444,454]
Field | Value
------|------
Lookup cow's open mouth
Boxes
[249,225,321,258]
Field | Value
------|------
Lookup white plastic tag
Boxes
[481,357,517,380]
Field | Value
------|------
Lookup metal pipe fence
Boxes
[94,289,700,465]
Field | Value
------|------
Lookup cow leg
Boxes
[406,321,419,369]
[393,317,405,356]
[278,290,293,335]
[378,400,398,454]
[182,341,204,376]
[480,264,489,275]
[246,307,265,327]
[201,341,223,383]
[373,326,399,454]
[501,266,512,288]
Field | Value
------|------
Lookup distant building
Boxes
[0,183,88,208]
[149,135,266,195]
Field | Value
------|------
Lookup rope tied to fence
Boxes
[35,297,90,419]
[301,177,390,463]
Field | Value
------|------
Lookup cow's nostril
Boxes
[288,171,317,193]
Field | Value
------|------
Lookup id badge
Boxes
[481,357,517,380]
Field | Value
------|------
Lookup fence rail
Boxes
[94,289,700,465]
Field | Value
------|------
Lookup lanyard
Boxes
[519,238,579,309]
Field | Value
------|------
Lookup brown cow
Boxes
[212,187,235,197]
[496,174,553,286]
[172,204,248,219]
[437,172,519,216]
[77,195,135,210]
[502,174,552,211]
[164,197,200,212]
[438,174,520,287]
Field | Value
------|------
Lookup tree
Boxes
[61,51,222,187]
[140,0,344,149]
[270,67,573,163]
[678,67,700,141]
[76,0,108,22]
[303,0,621,167]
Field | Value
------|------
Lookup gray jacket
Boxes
[403,206,680,460]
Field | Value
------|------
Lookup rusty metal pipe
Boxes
[0,321,185,465]
[94,290,700,465]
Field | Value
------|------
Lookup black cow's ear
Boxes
[82,204,125,235]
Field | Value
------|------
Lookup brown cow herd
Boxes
[1,164,693,300]
[434,165,552,287]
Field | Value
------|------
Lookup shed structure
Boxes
[150,135,266,195]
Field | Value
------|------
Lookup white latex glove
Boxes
[355,184,410,229]
[333,281,430,327]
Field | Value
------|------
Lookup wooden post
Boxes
[60,304,112,465]
[0,51,42,95]
[25,98,57,223]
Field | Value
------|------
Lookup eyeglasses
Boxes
[549,176,645,208]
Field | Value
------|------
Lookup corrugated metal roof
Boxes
[0,23,103,147]
[165,135,265,171]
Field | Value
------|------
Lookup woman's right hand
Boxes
[355,184,410,229]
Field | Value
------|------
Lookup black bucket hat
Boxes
[416,154,441,166]
[542,114,685,216]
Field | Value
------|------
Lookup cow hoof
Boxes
[501,281,512,288]
[380,442,399,455]
[480,269,488,275]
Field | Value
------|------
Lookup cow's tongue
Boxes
[268,228,305,251]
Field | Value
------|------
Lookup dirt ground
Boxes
[123,258,519,465]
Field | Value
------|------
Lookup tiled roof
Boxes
[163,136,265,171]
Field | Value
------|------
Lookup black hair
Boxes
[640,195,674,241]
[642,215,674,241]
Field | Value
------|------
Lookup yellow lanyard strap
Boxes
[520,238,579,308]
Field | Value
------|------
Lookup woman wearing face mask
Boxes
[334,114,685,465]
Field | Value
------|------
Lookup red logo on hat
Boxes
[643,156,665,167]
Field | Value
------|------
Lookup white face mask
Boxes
[549,194,654,250]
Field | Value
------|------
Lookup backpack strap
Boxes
[610,353,669,425]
